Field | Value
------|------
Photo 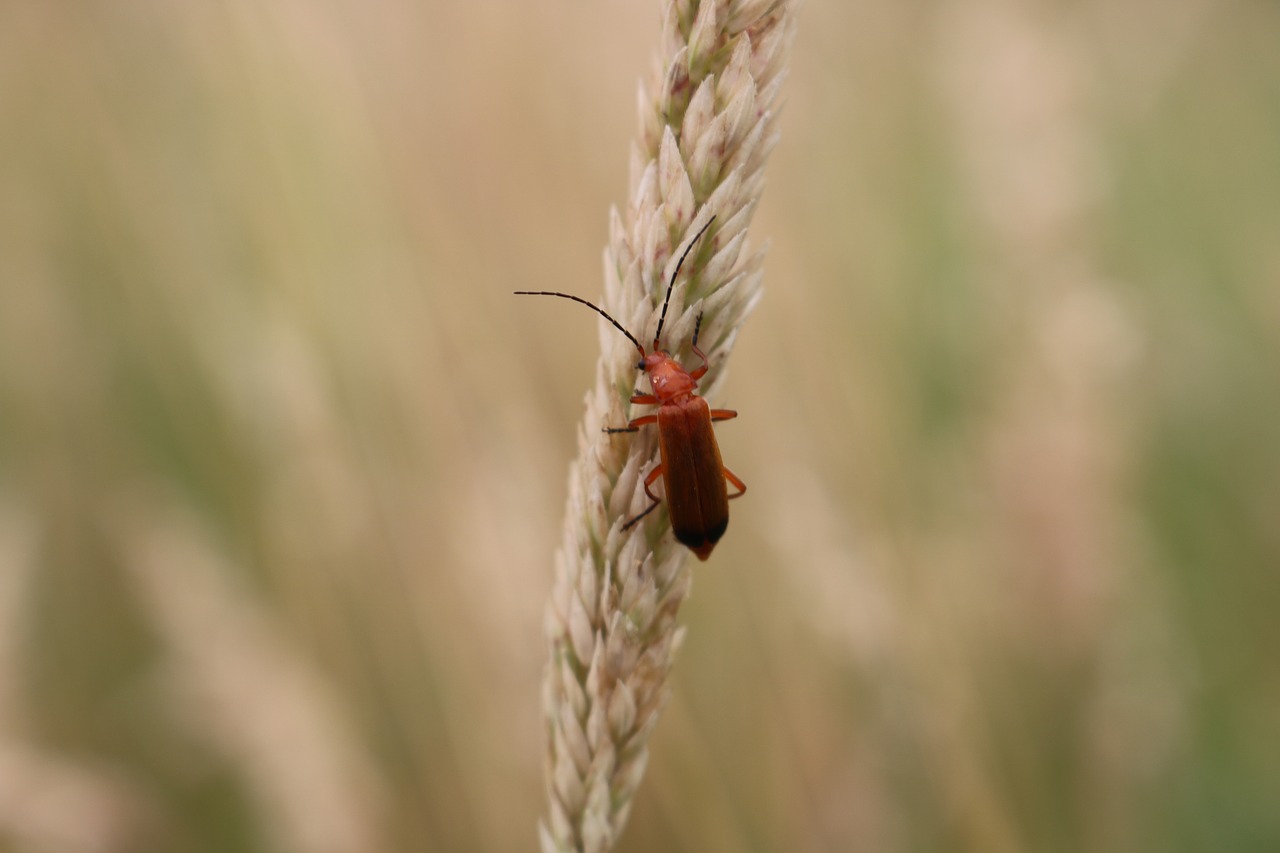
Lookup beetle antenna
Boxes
[514,291,645,356]
[654,216,716,351]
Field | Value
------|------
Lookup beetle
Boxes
[515,216,745,560]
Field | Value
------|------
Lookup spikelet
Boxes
[539,2,796,851]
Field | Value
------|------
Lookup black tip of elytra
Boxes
[674,516,728,562]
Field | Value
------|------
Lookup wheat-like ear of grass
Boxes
[538,2,795,852]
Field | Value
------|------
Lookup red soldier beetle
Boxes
[515,216,746,560]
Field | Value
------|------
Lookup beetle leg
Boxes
[689,312,710,381]
[709,408,738,422]
[622,464,665,530]
[603,413,658,434]
[723,467,747,499]
[630,394,660,405]
[641,463,664,501]
[621,499,660,530]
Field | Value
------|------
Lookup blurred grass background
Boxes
[2,0,1279,851]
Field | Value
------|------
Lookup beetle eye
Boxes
[635,360,645,370]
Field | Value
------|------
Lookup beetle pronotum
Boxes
[516,217,745,560]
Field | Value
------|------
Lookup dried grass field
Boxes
[1,1,1279,851]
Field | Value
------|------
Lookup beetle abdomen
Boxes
[658,397,729,561]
